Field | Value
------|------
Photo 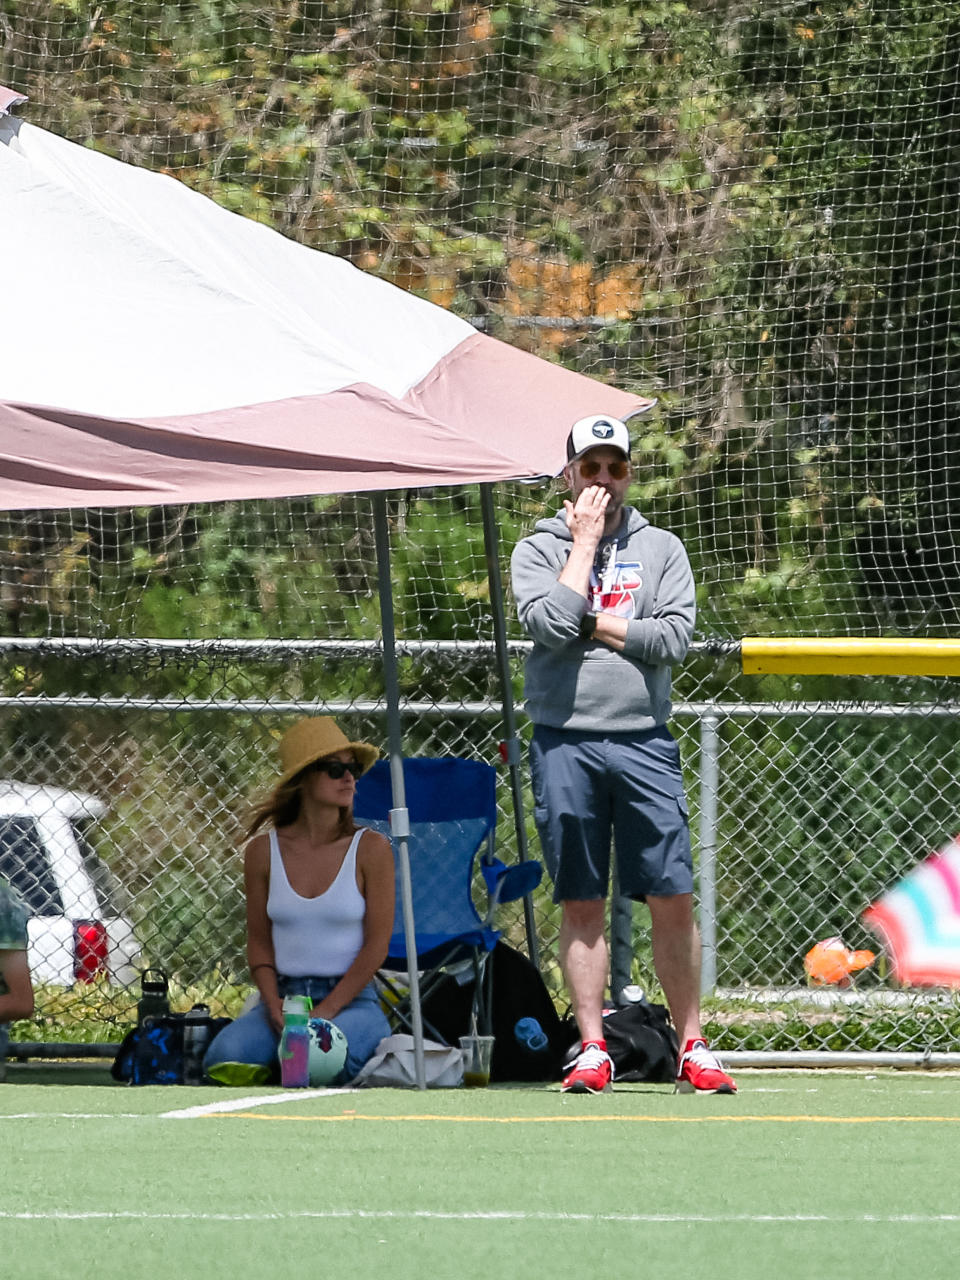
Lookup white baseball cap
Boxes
[565,414,632,464]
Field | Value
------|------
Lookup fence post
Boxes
[373,493,426,1089]
[479,483,539,967]
[698,711,720,995]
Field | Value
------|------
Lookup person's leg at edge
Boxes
[646,891,702,1046]
[559,897,608,1044]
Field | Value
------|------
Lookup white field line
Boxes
[1,1113,148,1120]
[1,1210,960,1224]
[0,1087,359,1123]
[160,1087,358,1118]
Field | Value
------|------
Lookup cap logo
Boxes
[591,420,615,440]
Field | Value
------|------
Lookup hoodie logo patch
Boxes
[589,560,643,616]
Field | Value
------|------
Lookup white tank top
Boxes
[266,827,367,977]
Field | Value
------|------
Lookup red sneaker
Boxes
[562,1044,614,1094]
[676,1039,737,1094]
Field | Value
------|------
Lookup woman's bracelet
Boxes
[250,962,277,975]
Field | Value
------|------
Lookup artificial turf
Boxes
[3,1066,959,1280]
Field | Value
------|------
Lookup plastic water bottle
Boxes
[514,1016,549,1056]
[617,985,645,1007]
[279,994,311,1088]
[182,1003,211,1085]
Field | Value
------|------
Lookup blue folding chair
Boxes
[353,757,542,1040]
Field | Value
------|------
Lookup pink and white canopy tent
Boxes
[0,85,653,1083]
[0,85,649,507]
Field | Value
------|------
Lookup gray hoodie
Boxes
[510,505,695,732]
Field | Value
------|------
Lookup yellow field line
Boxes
[217,1112,960,1125]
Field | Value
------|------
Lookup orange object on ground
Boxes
[804,937,876,986]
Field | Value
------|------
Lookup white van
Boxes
[0,781,140,986]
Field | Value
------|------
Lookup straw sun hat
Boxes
[275,716,379,789]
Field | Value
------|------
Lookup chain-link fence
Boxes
[2,489,959,1059]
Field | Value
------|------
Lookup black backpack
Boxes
[563,999,679,1084]
[110,1011,231,1085]
[419,941,569,1082]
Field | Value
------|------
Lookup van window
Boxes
[0,817,64,914]
[71,819,127,914]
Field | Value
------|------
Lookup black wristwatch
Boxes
[579,613,597,640]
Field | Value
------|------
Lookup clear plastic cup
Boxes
[459,1034,495,1087]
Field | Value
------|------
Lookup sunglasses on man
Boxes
[311,758,363,779]
[578,457,629,481]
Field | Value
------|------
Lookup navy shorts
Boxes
[529,724,692,903]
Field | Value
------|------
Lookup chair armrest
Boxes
[481,858,543,905]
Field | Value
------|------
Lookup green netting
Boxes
[3,2,960,1055]
[3,0,960,637]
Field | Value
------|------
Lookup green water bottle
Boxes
[278,994,311,1088]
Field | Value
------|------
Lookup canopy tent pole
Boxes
[373,492,426,1089]
[480,483,539,967]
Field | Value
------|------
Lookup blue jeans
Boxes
[203,976,390,1085]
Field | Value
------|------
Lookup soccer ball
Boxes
[307,1016,349,1085]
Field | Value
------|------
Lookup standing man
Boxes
[0,874,34,1081]
[511,413,735,1095]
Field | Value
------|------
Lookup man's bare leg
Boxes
[647,892,702,1046]
[559,898,608,1043]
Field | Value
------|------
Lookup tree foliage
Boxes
[4,2,960,1005]
[4,0,960,639]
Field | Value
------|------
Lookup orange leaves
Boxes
[504,254,646,347]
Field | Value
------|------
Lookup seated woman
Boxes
[204,716,394,1086]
